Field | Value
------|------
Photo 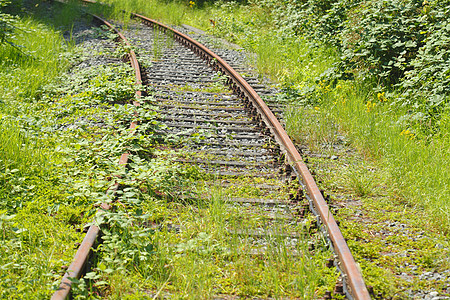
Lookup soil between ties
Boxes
[111,19,341,298]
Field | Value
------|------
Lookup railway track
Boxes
[51,6,371,299]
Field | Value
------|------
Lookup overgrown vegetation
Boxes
[127,0,449,230]
[268,0,450,135]
[2,0,449,297]
[0,2,179,297]
[89,0,450,297]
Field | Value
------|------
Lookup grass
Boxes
[0,6,86,298]
[0,205,83,298]
[0,8,76,209]
[285,106,339,153]
[319,80,450,231]
[344,167,376,197]
[98,183,337,299]
[0,119,45,173]
[304,144,450,298]
[92,0,211,28]
[248,35,337,86]
[0,18,74,100]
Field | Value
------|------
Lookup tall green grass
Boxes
[244,34,336,86]
[0,18,72,100]
[285,78,450,231]
[0,15,73,197]
[324,82,450,231]
[0,119,45,173]
[0,8,82,298]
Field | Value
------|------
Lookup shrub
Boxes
[396,2,450,131]
[339,0,426,84]
[265,0,450,132]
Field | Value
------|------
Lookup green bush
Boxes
[265,0,450,134]
[339,0,426,83]
[396,2,450,131]
[270,0,356,46]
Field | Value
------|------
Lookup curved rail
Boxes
[51,14,143,300]
[132,13,370,300]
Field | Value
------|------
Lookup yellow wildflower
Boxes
[377,92,387,102]
[400,129,415,139]
[366,101,376,112]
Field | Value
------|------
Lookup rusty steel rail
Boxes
[51,14,142,300]
[131,13,370,300]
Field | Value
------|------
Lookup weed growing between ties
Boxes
[95,175,339,299]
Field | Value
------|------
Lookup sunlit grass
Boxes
[323,81,450,231]
[105,187,335,298]
[285,79,450,232]
[0,19,72,100]
[0,14,73,190]
[97,0,212,28]
[246,35,337,85]
[0,15,72,203]
[0,8,82,298]
[0,118,46,174]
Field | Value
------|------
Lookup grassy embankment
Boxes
[0,1,166,298]
[0,2,84,297]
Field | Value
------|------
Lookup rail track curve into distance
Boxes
[51,5,371,299]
